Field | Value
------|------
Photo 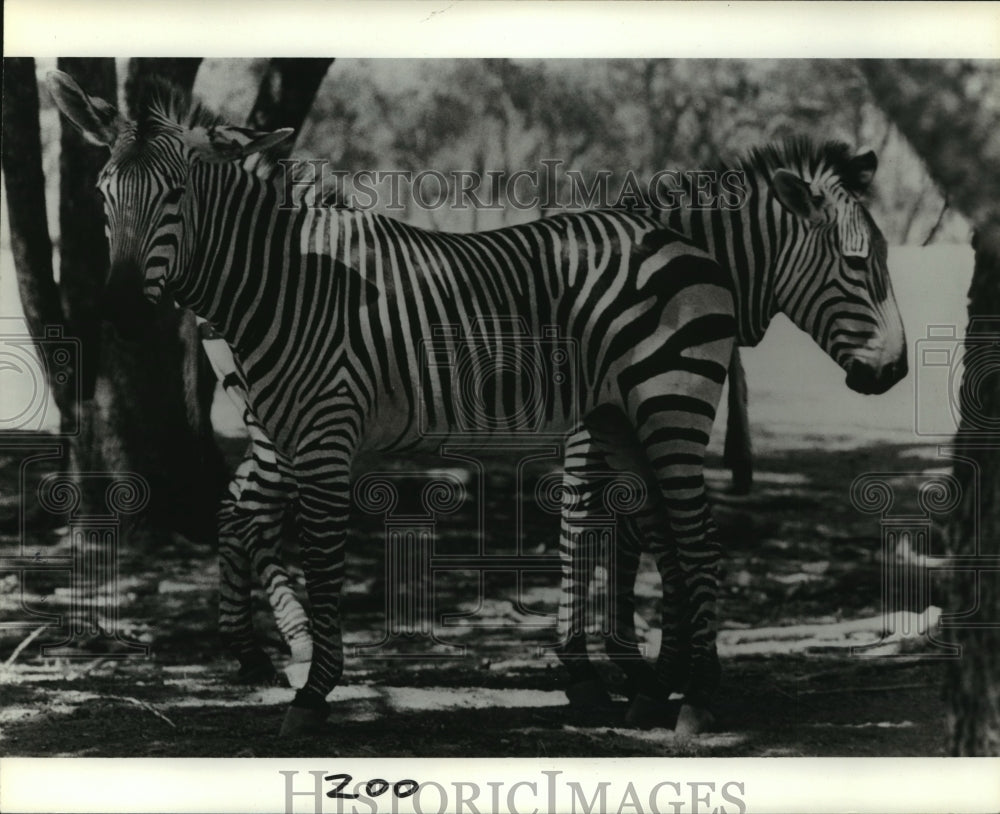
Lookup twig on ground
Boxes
[790,668,852,683]
[72,658,109,679]
[766,682,796,700]
[797,682,930,697]
[2,625,49,670]
[107,695,178,728]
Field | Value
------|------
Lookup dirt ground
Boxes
[0,430,953,757]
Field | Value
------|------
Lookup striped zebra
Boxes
[200,150,746,698]
[208,315,752,696]
[50,71,907,736]
[207,307,753,693]
[556,144,909,733]
[207,318,752,694]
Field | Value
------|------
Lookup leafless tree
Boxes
[860,58,1000,756]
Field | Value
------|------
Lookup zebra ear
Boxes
[844,150,878,195]
[47,70,122,148]
[184,125,295,163]
[771,169,824,222]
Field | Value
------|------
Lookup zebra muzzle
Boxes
[845,356,907,395]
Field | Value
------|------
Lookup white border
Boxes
[5,1,1000,58]
[2,757,1000,813]
[3,3,999,813]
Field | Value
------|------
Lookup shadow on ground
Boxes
[0,433,955,756]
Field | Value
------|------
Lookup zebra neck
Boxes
[664,192,777,347]
[172,162,347,359]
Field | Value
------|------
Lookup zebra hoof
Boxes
[235,648,283,686]
[565,678,613,709]
[675,703,715,736]
[280,694,331,737]
[624,694,676,729]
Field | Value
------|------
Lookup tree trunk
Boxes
[125,58,202,111]
[858,59,1000,755]
[55,58,118,513]
[944,222,1000,756]
[15,56,228,543]
[247,59,334,155]
[1,58,73,433]
[57,59,114,401]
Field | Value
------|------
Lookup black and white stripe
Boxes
[556,140,908,730]
[50,71,907,735]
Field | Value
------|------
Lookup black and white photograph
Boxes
[1,3,998,812]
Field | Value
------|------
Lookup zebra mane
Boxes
[131,78,313,190]
[252,155,350,209]
[132,76,222,135]
[634,136,868,219]
[737,137,864,194]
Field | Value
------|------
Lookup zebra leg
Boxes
[631,411,724,734]
[604,513,665,702]
[218,444,312,685]
[557,428,612,709]
[581,410,685,723]
[218,494,278,683]
[660,502,721,736]
[621,525,691,727]
[563,414,683,716]
[615,488,719,733]
[243,498,314,685]
[280,455,351,736]
[199,320,313,681]
[615,319,732,734]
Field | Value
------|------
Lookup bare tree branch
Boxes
[858,59,1000,229]
[922,196,950,246]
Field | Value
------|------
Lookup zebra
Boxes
[208,318,752,693]
[207,303,751,694]
[49,70,907,736]
[57,71,755,705]
[207,296,752,693]
[556,142,908,733]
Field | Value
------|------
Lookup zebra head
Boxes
[47,70,292,339]
[765,142,908,395]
